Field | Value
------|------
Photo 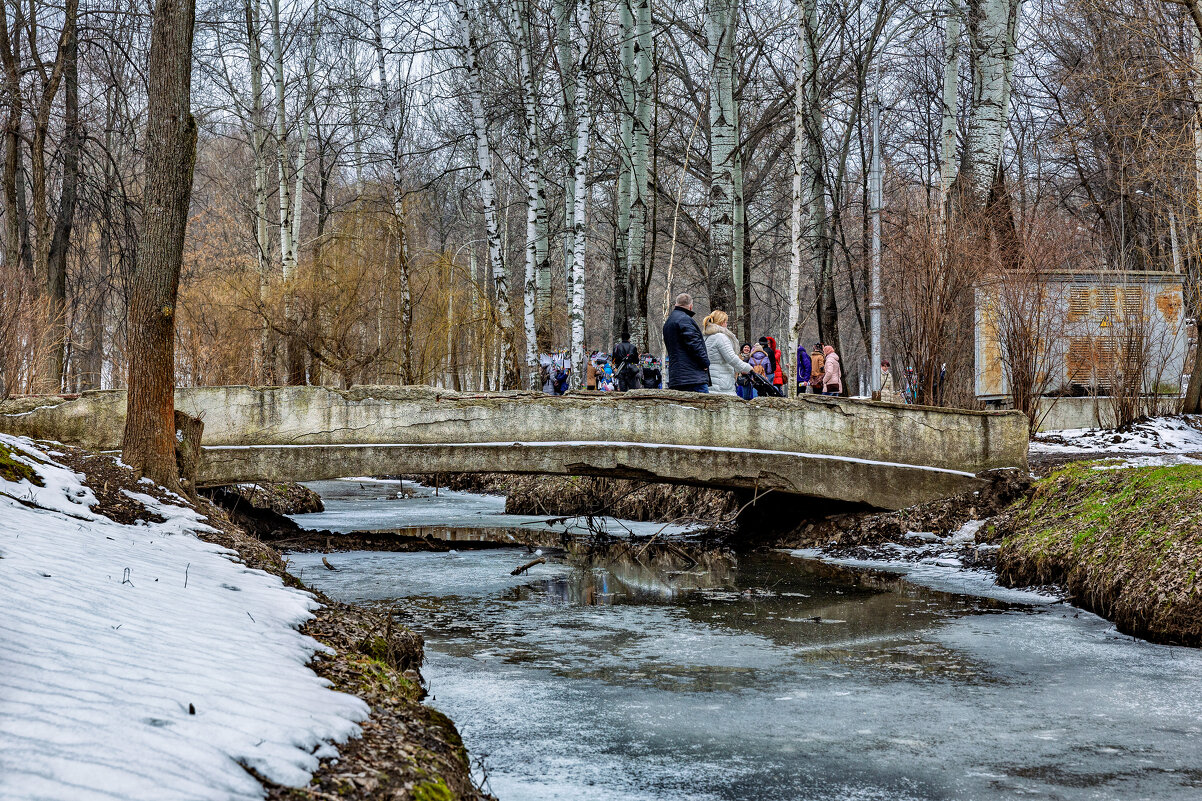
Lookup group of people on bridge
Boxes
[539,346,662,395]
[663,293,846,397]
[539,292,912,400]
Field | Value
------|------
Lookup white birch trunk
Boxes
[568,0,592,389]
[728,6,744,325]
[372,0,413,380]
[628,0,652,349]
[512,0,542,388]
[270,0,295,281]
[706,0,737,310]
[289,0,318,273]
[786,0,810,397]
[939,0,962,210]
[555,0,577,299]
[964,0,1020,206]
[455,0,517,387]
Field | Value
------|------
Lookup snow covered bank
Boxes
[0,435,368,801]
[1031,415,1202,457]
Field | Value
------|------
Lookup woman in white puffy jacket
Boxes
[702,310,751,395]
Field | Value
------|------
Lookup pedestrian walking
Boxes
[822,345,842,395]
[808,343,825,394]
[586,357,598,391]
[702,310,751,396]
[879,360,900,402]
[764,336,786,391]
[612,331,640,391]
[796,343,812,395]
[662,293,711,392]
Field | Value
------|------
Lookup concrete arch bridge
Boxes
[0,386,1028,511]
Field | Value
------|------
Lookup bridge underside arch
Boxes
[200,441,984,510]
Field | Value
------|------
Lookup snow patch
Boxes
[0,436,368,800]
[1031,415,1202,456]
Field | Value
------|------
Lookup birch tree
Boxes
[627,0,653,349]
[371,0,415,382]
[455,0,518,388]
[707,0,738,312]
[511,0,550,386]
[939,0,962,214]
[964,0,1022,206]
[569,0,592,388]
[786,0,811,397]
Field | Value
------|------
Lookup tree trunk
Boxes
[46,10,81,392]
[706,0,737,313]
[456,0,518,387]
[964,0,1019,207]
[0,6,24,279]
[244,0,272,383]
[513,0,545,387]
[939,0,962,214]
[786,0,808,397]
[568,0,592,388]
[122,0,198,488]
[613,0,634,344]
[628,0,652,350]
[555,0,577,311]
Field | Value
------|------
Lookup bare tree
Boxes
[122,0,198,486]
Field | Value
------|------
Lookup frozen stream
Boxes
[289,479,1202,801]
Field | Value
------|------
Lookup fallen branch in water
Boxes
[322,557,337,571]
[510,557,545,576]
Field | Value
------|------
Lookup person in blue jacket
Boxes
[796,343,812,394]
[661,292,711,392]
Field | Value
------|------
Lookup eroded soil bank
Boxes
[43,448,488,801]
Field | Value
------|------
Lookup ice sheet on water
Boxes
[0,435,369,801]
[789,548,1060,606]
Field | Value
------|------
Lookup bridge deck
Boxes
[0,386,1029,510]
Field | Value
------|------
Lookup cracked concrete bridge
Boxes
[0,386,1029,510]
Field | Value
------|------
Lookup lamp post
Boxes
[869,86,883,399]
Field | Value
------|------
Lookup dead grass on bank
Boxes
[992,462,1202,646]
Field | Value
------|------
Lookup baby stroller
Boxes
[745,369,784,397]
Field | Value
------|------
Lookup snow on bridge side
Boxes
[0,434,368,801]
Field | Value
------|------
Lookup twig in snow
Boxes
[122,567,133,586]
[184,562,190,588]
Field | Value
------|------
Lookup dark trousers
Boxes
[671,382,709,393]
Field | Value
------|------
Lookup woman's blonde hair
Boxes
[703,310,728,328]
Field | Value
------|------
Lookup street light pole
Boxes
[869,85,883,399]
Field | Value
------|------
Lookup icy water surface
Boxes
[290,480,1202,801]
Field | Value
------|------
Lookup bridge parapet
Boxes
[0,386,1028,509]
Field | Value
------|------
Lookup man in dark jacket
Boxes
[642,356,662,389]
[612,332,640,391]
[662,293,710,392]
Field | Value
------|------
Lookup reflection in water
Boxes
[289,480,1202,801]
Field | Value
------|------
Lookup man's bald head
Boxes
[675,293,693,310]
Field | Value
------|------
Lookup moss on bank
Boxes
[994,461,1202,646]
